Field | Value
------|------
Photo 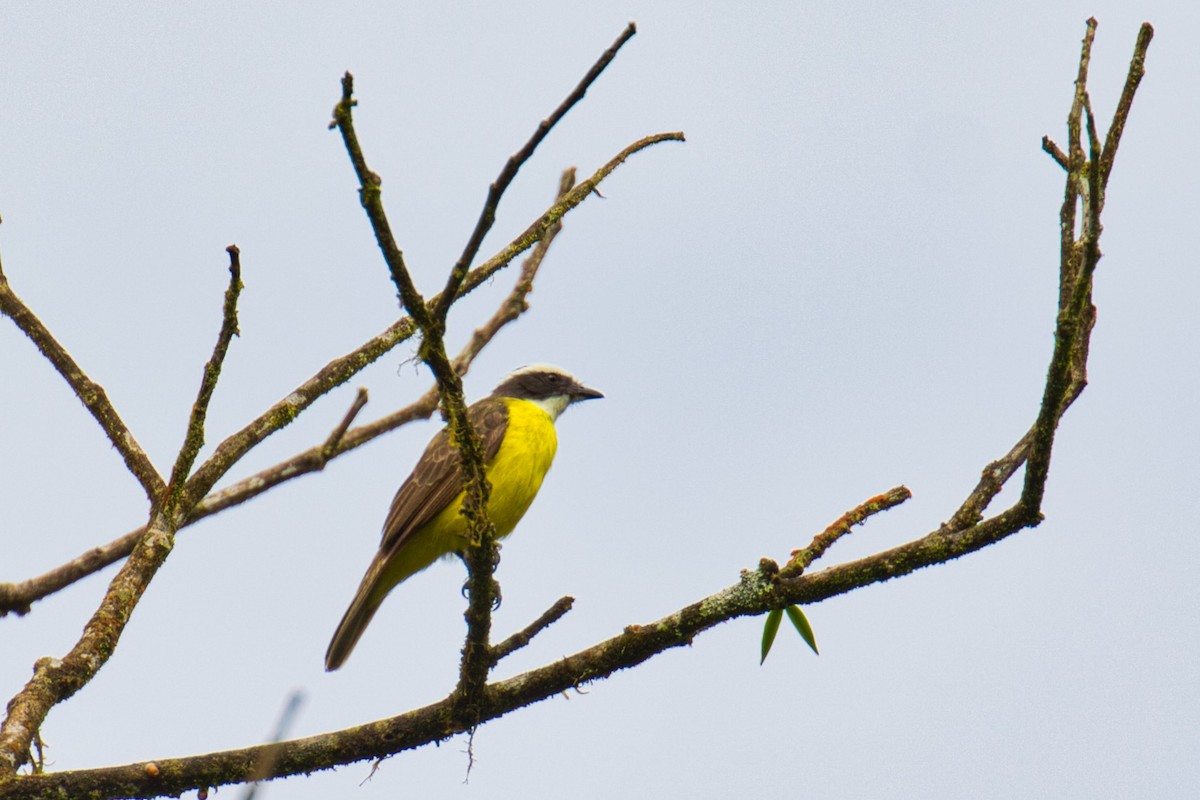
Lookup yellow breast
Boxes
[422,397,558,552]
[483,397,559,536]
[353,396,565,638]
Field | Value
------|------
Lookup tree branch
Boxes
[0,508,183,779]
[0,181,575,617]
[0,19,1151,798]
[778,486,912,580]
[1020,17,1143,517]
[0,17,679,791]
[328,74,485,629]
[1041,135,1069,170]
[491,596,576,664]
[0,256,164,504]
[433,22,637,319]
[330,72,433,332]
[176,131,677,524]
[454,168,577,711]
[0,250,251,777]
[163,246,243,512]
[0,514,1119,800]
[331,40,651,717]
[1099,22,1153,188]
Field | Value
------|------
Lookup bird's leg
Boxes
[457,543,504,609]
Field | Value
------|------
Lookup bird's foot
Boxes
[459,574,503,609]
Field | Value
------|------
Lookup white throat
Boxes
[525,394,571,421]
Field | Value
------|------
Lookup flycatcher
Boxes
[325,364,602,670]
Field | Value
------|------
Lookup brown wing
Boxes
[377,397,509,555]
[325,397,512,670]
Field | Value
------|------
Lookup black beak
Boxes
[571,382,604,402]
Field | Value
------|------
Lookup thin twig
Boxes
[243,690,306,796]
[164,246,243,512]
[323,388,370,455]
[0,248,256,776]
[1099,22,1153,187]
[0,215,559,617]
[778,486,911,580]
[178,132,678,526]
[327,67,483,596]
[433,22,638,319]
[330,72,433,331]
[946,429,1032,531]
[0,267,165,504]
[1041,135,1069,170]
[491,596,576,664]
[460,131,682,296]
[0,20,1150,798]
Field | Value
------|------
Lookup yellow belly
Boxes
[443,397,558,540]
[385,398,559,586]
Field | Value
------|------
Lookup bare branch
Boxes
[178,132,677,521]
[324,388,370,453]
[453,167,579,711]
[778,486,912,580]
[1071,19,1098,162]
[0,264,164,504]
[0,197,564,617]
[164,246,243,511]
[329,72,433,331]
[1099,22,1153,187]
[0,249,256,775]
[1041,135,1069,169]
[0,506,1125,799]
[460,131,682,296]
[0,164,592,620]
[1021,17,1144,517]
[0,509,182,778]
[491,596,576,664]
[433,22,638,319]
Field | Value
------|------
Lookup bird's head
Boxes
[491,364,603,420]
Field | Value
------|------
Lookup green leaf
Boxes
[786,605,819,655]
[760,608,783,664]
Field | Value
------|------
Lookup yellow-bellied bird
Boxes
[325,364,603,671]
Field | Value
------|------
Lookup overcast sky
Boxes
[2,2,1197,798]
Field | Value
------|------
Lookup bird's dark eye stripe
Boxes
[523,372,563,390]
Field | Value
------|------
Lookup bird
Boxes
[324,364,603,671]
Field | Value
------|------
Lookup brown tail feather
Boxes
[325,565,386,671]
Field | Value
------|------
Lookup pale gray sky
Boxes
[2,2,1197,798]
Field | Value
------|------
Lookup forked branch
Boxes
[434,22,638,319]
[0,18,1149,800]
[0,246,248,778]
[328,24,657,717]
[0,141,673,619]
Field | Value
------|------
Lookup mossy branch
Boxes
[0,248,252,778]
[163,246,243,514]
[0,161,641,619]
[0,253,164,503]
[0,17,1150,800]
[454,169,577,713]
[433,22,637,320]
